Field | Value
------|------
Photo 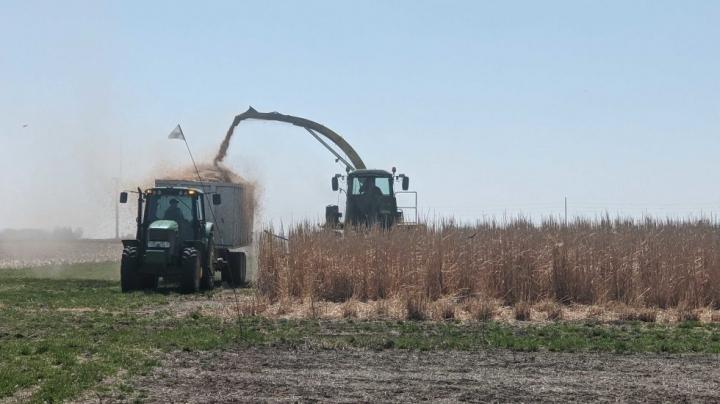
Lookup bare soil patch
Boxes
[118,348,720,403]
[0,386,40,404]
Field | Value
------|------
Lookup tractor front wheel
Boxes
[120,247,139,293]
[180,248,201,293]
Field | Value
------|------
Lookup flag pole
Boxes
[184,137,203,183]
[173,125,203,184]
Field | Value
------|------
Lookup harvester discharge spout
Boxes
[214,106,414,228]
[214,106,367,171]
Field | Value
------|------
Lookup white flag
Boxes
[168,124,185,140]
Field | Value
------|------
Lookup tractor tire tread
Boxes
[180,247,200,293]
[120,247,139,293]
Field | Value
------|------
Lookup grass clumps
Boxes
[466,298,496,322]
[618,307,658,323]
[435,300,456,320]
[513,302,532,321]
[677,309,701,323]
[536,300,564,321]
[404,294,429,321]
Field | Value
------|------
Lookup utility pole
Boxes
[114,140,123,240]
[564,196,568,226]
[113,177,120,239]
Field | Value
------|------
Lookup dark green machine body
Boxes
[119,186,245,293]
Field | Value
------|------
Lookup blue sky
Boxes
[1,1,719,236]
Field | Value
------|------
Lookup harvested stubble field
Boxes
[0,239,122,269]
[258,218,720,318]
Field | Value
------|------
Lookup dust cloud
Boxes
[161,163,252,185]
[157,162,260,225]
[1,99,263,241]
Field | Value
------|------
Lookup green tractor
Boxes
[119,186,241,293]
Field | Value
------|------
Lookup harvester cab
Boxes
[327,168,411,228]
[118,186,223,293]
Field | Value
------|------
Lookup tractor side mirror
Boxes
[212,194,222,205]
[402,176,410,191]
[119,192,128,204]
[331,176,339,191]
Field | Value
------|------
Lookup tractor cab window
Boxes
[350,177,392,196]
[145,194,194,224]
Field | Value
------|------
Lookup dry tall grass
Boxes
[257,218,720,310]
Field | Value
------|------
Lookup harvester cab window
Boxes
[351,178,365,195]
[351,177,391,196]
[373,178,391,196]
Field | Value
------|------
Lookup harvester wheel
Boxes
[180,248,201,293]
[120,247,139,292]
[200,241,216,291]
[228,252,246,287]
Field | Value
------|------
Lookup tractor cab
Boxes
[329,169,410,228]
[120,187,219,258]
[142,187,204,245]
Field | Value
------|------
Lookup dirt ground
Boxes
[111,348,720,403]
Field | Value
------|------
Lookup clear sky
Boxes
[1,1,718,237]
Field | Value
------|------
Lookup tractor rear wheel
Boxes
[180,248,201,293]
[200,241,215,291]
[120,246,139,292]
[227,252,246,287]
